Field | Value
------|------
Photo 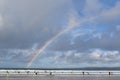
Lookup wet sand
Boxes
[0,74,120,80]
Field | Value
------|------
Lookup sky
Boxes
[0,0,120,68]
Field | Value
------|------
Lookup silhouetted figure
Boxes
[7,71,9,73]
[82,72,84,75]
[27,71,29,74]
[35,72,38,75]
[50,72,52,75]
[109,72,111,75]
[18,71,20,74]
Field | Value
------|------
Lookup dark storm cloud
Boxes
[0,0,71,49]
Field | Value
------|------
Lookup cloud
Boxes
[71,0,85,16]
[49,0,120,52]
[0,44,38,67]
[82,0,103,16]
[80,0,120,26]
[0,0,76,67]
[89,1,120,27]
[27,0,120,67]
[90,49,120,62]
[116,25,120,31]
[99,0,119,8]
[44,49,120,67]
[0,0,5,10]
[0,0,71,49]
[0,0,120,68]
[0,15,3,27]
[49,24,120,54]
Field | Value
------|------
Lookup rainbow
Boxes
[26,14,99,68]
[26,16,80,68]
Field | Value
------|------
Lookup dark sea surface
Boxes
[1,67,120,70]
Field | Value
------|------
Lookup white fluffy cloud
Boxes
[49,49,120,67]
[90,49,120,62]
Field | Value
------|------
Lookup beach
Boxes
[0,70,120,80]
[0,74,120,80]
